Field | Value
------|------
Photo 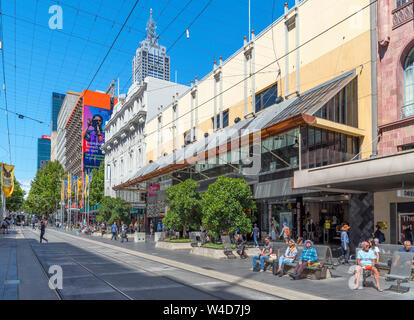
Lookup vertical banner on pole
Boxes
[2,163,15,198]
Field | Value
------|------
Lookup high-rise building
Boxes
[56,91,80,169]
[51,92,65,131]
[37,136,51,169]
[132,9,170,84]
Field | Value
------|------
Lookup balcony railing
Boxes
[401,102,414,119]
[393,0,414,29]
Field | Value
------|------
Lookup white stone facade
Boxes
[102,76,188,201]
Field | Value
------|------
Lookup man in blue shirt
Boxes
[340,224,351,264]
[290,240,318,280]
[251,224,260,248]
[111,222,118,241]
[355,241,382,291]
[399,240,414,253]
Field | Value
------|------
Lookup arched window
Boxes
[404,47,414,118]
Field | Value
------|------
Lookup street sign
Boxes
[397,189,414,199]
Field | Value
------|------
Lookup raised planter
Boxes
[190,246,229,259]
[191,246,261,260]
[155,240,193,250]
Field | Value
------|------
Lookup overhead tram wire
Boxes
[166,0,214,54]
[119,0,214,93]
[142,0,379,141]
[85,0,140,92]
[158,0,194,38]
[0,0,12,164]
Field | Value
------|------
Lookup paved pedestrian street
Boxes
[1,228,413,300]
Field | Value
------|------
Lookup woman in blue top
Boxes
[276,239,297,277]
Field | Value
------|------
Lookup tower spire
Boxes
[146,8,157,44]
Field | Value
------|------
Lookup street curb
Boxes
[49,229,326,300]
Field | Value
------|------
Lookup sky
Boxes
[0,0,297,195]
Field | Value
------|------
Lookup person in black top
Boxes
[40,221,48,243]
[373,225,385,243]
[402,225,414,243]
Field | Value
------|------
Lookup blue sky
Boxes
[0,0,296,194]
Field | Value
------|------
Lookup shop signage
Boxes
[397,189,414,199]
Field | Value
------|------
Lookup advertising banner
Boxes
[1,164,14,198]
[83,105,111,171]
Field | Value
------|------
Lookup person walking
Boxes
[279,222,290,243]
[251,224,260,248]
[121,222,128,243]
[340,224,351,264]
[150,221,154,236]
[157,221,162,232]
[111,222,118,240]
[134,221,139,233]
[40,221,49,244]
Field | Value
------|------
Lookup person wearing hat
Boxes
[340,224,351,264]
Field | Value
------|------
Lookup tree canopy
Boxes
[24,161,65,216]
[89,162,104,206]
[163,179,202,234]
[97,196,131,225]
[201,176,255,238]
[0,177,25,212]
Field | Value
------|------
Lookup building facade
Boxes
[37,136,51,169]
[115,0,377,241]
[50,92,66,162]
[56,91,80,170]
[65,90,115,177]
[132,9,170,84]
[374,0,414,242]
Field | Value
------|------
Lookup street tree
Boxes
[201,176,255,238]
[97,196,131,225]
[89,162,104,206]
[163,179,202,236]
[0,177,25,212]
[25,161,65,216]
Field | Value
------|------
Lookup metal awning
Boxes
[254,177,318,199]
[293,150,414,193]
[114,70,358,190]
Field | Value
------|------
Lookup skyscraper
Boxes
[51,92,65,131]
[132,9,170,84]
[37,136,51,169]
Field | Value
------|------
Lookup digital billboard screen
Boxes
[82,105,111,171]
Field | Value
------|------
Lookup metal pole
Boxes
[248,0,251,42]
[298,128,302,170]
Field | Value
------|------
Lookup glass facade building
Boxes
[51,92,65,131]
[37,137,51,169]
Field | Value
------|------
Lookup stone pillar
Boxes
[349,193,374,253]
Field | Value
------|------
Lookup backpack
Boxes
[285,227,290,237]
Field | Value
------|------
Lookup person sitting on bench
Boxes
[355,241,382,292]
[276,239,297,277]
[290,240,317,280]
[252,237,273,272]
[235,234,247,259]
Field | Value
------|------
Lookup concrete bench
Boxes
[385,251,414,293]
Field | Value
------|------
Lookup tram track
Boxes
[23,228,240,300]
